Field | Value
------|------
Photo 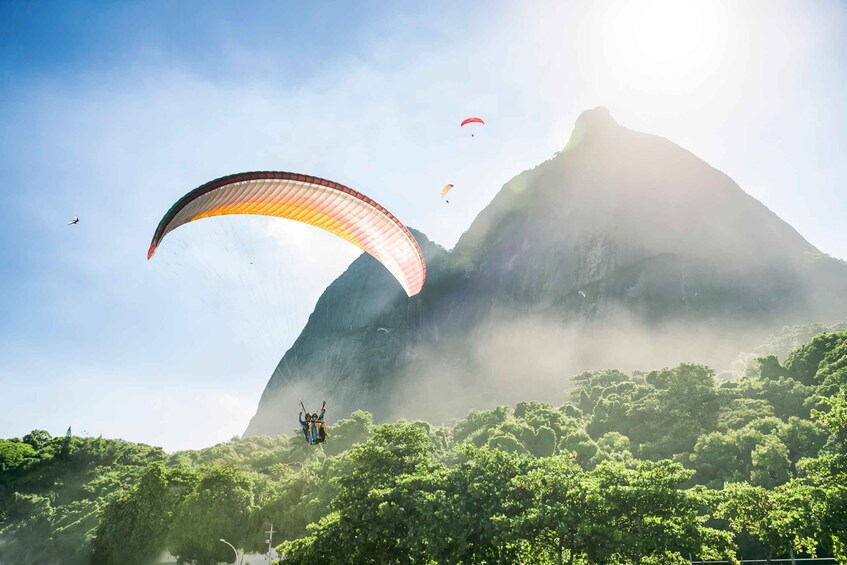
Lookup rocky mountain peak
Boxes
[566,106,621,150]
[576,106,618,131]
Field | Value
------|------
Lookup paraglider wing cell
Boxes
[147,172,426,297]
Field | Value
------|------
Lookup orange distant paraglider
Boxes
[147,171,427,297]
[440,184,454,198]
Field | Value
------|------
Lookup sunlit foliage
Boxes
[2,329,847,563]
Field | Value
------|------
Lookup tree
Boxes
[91,462,198,565]
[277,511,348,564]
[798,454,847,562]
[249,456,342,555]
[585,364,721,460]
[756,377,814,420]
[571,369,632,414]
[168,466,255,564]
[716,398,775,431]
[433,446,529,564]
[588,460,710,564]
[778,417,828,469]
[321,410,372,456]
[750,435,791,488]
[784,332,847,387]
[58,426,73,460]
[283,423,440,564]
[22,430,52,451]
[717,481,823,563]
[812,389,847,434]
[813,336,847,395]
[512,454,594,564]
[757,356,788,381]
[639,364,721,459]
[452,405,511,446]
[593,432,637,466]
[2,493,56,562]
[691,419,780,487]
[0,440,37,473]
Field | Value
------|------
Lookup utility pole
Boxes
[265,523,275,564]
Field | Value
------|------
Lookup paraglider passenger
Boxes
[299,412,312,444]
[312,402,327,444]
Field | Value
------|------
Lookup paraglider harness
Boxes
[300,400,328,445]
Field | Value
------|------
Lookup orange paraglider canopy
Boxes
[148,171,426,297]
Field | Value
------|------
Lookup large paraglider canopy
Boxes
[148,171,426,297]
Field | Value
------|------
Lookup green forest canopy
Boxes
[1,328,846,564]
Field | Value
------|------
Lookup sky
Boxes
[1,0,846,451]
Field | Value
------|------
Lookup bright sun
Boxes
[600,0,733,95]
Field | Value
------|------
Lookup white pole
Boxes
[266,523,275,564]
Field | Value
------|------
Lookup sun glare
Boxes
[600,0,733,95]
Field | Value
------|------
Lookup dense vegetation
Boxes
[2,328,846,564]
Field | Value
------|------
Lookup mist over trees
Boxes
[1,329,846,564]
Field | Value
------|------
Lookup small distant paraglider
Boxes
[441,183,454,203]
[377,327,390,334]
[67,215,79,225]
[578,290,586,298]
[460,117,485,137]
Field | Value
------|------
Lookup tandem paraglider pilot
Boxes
[298,400,328,445]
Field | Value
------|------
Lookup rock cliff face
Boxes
[244,108,847,436]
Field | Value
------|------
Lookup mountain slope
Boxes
[245,108,847,436]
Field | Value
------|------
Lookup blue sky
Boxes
[1,1,846,451]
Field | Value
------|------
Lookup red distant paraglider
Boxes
[460,117,485,127]
[460,117,485,137]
